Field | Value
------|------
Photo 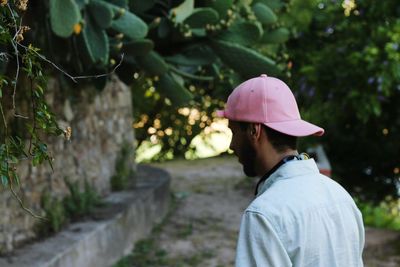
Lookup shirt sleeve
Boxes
[235,211,292,267]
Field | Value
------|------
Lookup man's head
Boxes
[228,121,298,176]
[218,74,324,176]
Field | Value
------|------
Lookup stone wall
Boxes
[0,75,135,253]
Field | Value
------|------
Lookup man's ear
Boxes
[249,123,262,139]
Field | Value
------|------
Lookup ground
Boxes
[115,156,400,267]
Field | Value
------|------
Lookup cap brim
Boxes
[216,110,226,118]
[265,120,324,137]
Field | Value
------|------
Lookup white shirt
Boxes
[236,159,365,267]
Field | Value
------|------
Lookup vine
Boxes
[0,0,67,219]
[1,0,126,214]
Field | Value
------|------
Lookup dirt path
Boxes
[151,156,251,267]
[119,156,400,267]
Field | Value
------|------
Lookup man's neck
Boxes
[257,149,299,176]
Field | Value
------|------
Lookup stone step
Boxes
[0,165,170,267]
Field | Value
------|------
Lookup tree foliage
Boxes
[130,0,291,160]
[287,0,400,201]
[1,0,290,189]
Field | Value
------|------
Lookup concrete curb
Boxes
[0,165,170,267]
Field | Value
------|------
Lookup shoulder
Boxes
[244,192,294,235]
[246,172,357,226]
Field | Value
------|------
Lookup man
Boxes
[217,74,365,266]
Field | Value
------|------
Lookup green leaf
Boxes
[8,155,18,164]
[1,175,8,186]
[14,173,20,187]
[39,143,48,153]
[32,155,40,166]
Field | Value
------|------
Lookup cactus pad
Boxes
[89,0,114,29]
[75,0,89,9]
[254,0,283,10]
[108,0,128,8]
[80,15,109,66]
[204,0,233,18]
[262,27,290,43]
[136,51,168,76]
[252,2,277,25]
[172,0,194,23]
[110,9,148,40]
[50,0,82,38]
[211,39,280,78]
[183,8,219,28]
[158,73,193,106]
[164,45,217,66]
[217,22,263,46]
[130,0,157,13]
[122,39,154,56]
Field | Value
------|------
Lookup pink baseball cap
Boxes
[217,74,324,137]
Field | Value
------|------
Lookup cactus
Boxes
[46,0,289,99]
[75,0,89,9]
[211,40,280,78]
[80,15,109,66]
[252,2,277,25]
[88,0,114,29]
[172,0,194,23]
[122,39,154,56]
[183,8,219,28]
[50,0,82,38]
[158,73,194,106]
[262,27,290,43]
[164,45,217,66]
[136,51,168,76]
[217,22,263,46]
[110,8,148,39]
[108,0,128,8]
[204,0,233,18]
[254,0,284,10]
[130,0,157,13]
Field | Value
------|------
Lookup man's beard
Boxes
[241,140,257,177]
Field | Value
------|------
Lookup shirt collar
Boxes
[256,159,320,197]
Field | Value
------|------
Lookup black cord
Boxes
[254,155,300,196]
